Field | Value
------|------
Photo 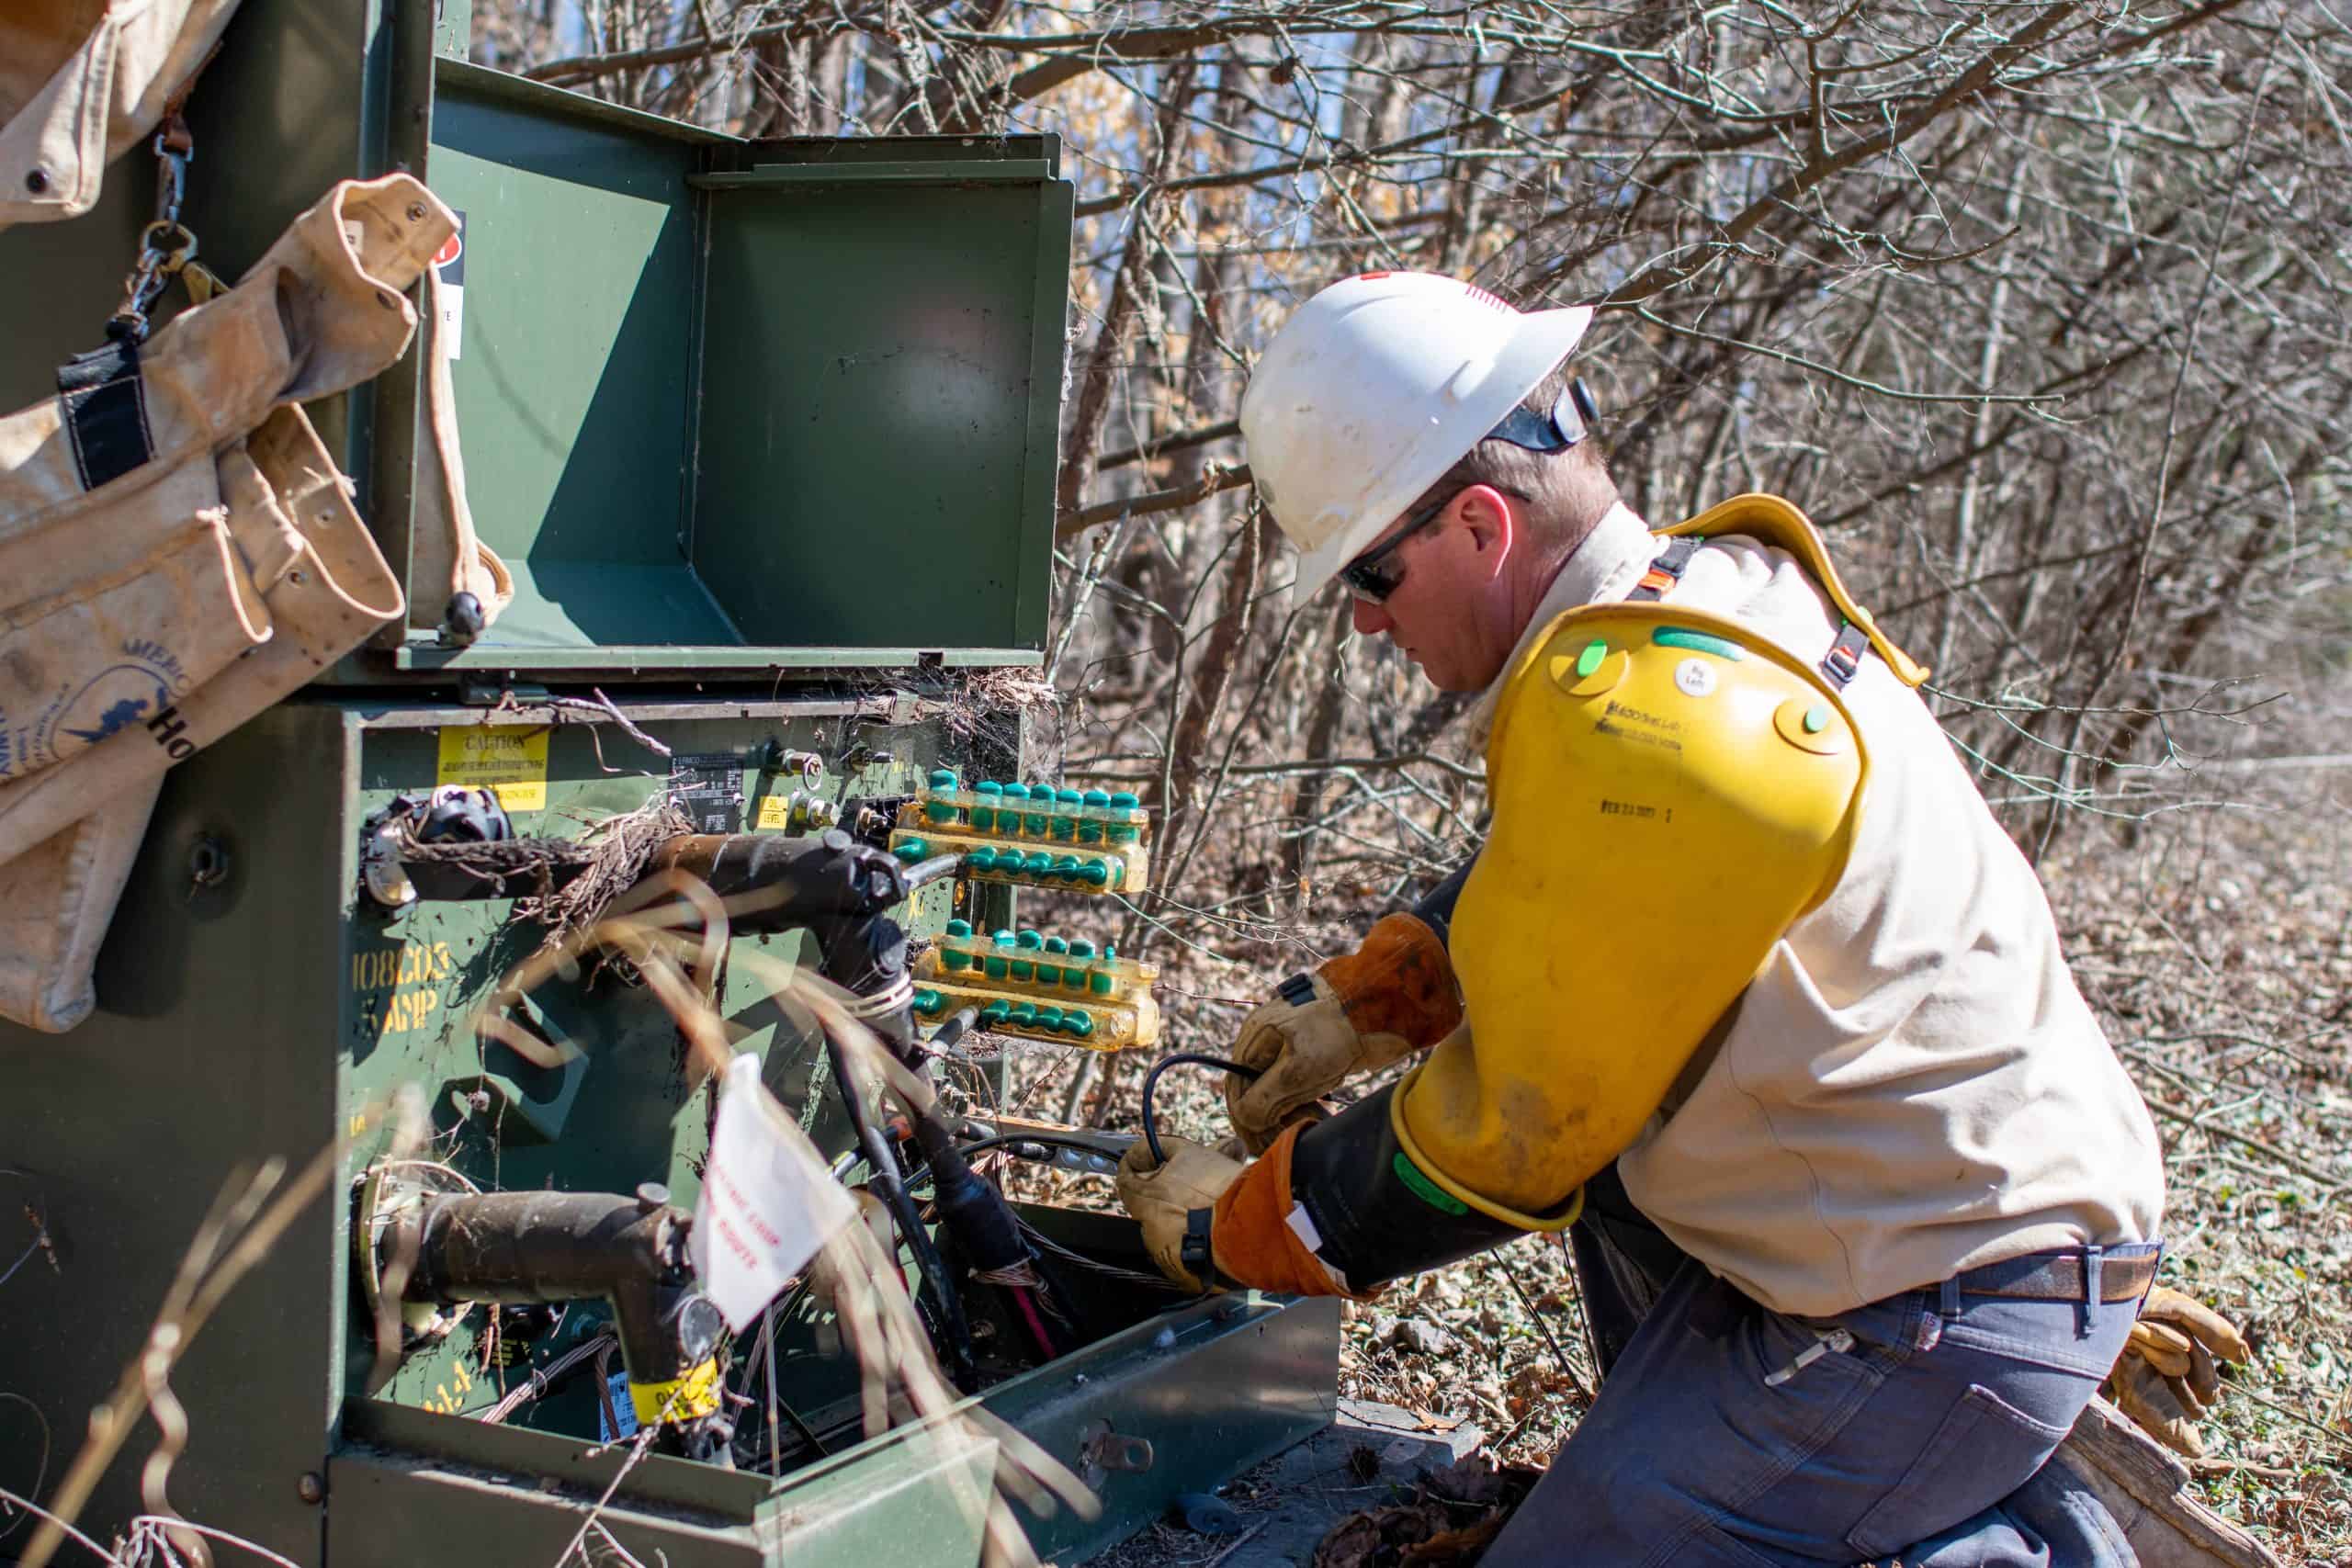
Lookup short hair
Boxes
[1399,364,1617,545]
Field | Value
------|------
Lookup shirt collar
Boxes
[1466,500,1654,735]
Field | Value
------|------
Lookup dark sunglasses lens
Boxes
[1341,555,1400,601]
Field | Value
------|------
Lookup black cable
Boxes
[902,852,967,889]
[823,1033,979,1392]
[919,1132,1134,1184]
[1139,1053,1262,1165]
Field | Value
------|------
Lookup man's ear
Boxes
[1453,484,1518,572]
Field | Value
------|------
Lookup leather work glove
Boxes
[1224,912,1462,1155]
[1116,1128,1375,1300]
[1115,1134,1248,1292]
[2107,1285,2251,1458]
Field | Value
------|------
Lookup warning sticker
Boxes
[435,725,548,810]
[755,793,793,830]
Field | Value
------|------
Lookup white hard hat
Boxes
[1240,272,1592,599]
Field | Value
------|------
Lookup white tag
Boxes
[692,1055,857,1331]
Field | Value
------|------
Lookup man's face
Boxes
[1344,488,1519,692]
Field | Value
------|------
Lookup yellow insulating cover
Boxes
[1395,602,1868,1224]
[1661,493,1929,688]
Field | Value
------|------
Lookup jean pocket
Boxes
[1845,1382,2073,1559]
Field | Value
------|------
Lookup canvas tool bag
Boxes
[0,172,494,1032]
[0,0,243,231]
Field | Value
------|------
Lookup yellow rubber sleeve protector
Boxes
[1394,601,1869,1225]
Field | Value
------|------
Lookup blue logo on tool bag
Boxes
[12,639,192,780]
[62,690,159,747]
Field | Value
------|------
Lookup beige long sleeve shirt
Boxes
[1479,502,2165,1316]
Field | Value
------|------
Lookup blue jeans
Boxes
[1487,1167,2149,1566]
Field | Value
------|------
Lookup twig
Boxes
[2143,1097,2344,1193]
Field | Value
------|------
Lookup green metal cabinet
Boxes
[0,4,1339,1563]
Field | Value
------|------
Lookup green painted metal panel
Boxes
[425,78,720,650]
[688,158,1061,655]
[0,705,358,1565]
[330,1403,997,1567]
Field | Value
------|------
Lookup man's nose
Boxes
[1351,596,1393,637]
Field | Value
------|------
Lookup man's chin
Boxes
[1416,663,1478,694]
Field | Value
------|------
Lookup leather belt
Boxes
[1955,1246,2160,1304]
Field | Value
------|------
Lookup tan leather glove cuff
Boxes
[1319,912,1461,1050]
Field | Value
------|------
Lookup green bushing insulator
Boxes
[1107,791,1142,843]
[1077,859,1111,888]
[1035,1007,1065,1033]
[1010,959,1035,983]
[894,839,928,862]
[1067,939,1095,958]
[1015,929,1043,950]
[1067,1011,1095,1040]
[980,1000,1012,1027]
[972,781,1002,830]
[942,917,974,970]
[1023,784,1051,835]
[946,918,973,937]
[967,847,998,874]
[1053,788,1083,840]
[1008,1002,1038,1029]
[925,769,959,824]
[1043,935,1069,954]
[1065,939,1095,991]
[1089,968,1114,996]
[1079,788,1110,842]
[985,931,1013,980]
[914,989,943,1015]
[944,948,971,973]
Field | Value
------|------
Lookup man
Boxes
[1114,273,2221,1563]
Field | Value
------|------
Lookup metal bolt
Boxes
[635,1182,671,1213]
[187,836,230,888]
[296,1472,324,1505]
[25,168,49,194]
[465,1090,492,1114]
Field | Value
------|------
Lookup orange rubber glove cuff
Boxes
[1208,1123,1381,1301]
[1319,911,1461,1049]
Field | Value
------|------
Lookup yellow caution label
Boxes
[629,1359,722,1426]
[435,725,549,811]
[755,792,793,830]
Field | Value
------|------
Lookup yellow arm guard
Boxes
[1393,602,1869,1225]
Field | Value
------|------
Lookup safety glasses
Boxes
[1340,491,1454,604]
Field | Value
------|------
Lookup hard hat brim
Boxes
[1285,303,1594,601]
